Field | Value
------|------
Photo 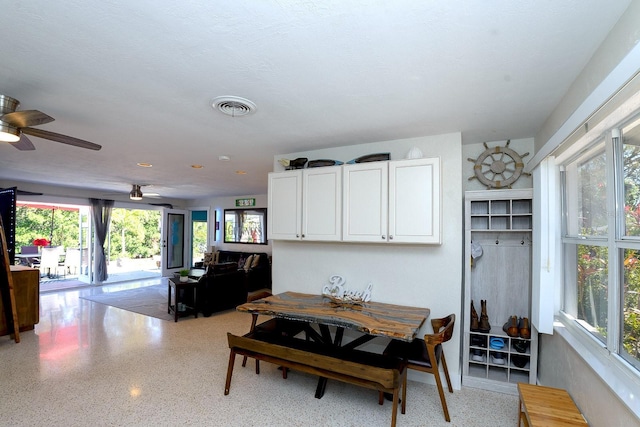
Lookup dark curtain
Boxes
[89,198,114,283]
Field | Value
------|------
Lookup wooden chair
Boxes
[381,313,455,422]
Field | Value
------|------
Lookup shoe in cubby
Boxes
[512,339,529,353]
[471,334,487,348]
[490,352,505,365]
[471,349,485,362]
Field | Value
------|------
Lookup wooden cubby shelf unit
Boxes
[463,189,537,395]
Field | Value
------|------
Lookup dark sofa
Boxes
[216,250,272,292]
[197,262,246,317]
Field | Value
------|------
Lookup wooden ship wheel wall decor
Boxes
[467,140,530,189]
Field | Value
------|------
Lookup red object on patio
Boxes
[33,238,50,247]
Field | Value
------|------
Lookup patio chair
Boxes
[64,248,81,275]
[19,245,40,267]
[35,246,65,278]
[21,245,39,255]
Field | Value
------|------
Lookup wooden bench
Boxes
[225,330,406,427]
[518,383,588,426]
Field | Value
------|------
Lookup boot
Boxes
[479,299,491,332]
[512,339,530,353]
[502,315,519,337]
[519,317,531,339]
[470,300,480,331]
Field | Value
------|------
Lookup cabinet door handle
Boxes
[296,234,299,238]
[381,235,386,240]
[301,234,305,238]
[389,235,393,240]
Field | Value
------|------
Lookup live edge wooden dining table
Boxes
[236,291,430,398]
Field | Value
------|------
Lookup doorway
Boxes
[191,210,208,268]
[15,201,163,291]
[103,207,162,284]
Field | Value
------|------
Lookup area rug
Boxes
[80,284,175,321]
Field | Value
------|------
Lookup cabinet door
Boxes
[268,171,302,240]
[302,166,342,241]
[389,158,441,244]
[342,162,388,242]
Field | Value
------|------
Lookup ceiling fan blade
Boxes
[21,127,102,150]
[10,135,35,151]
[2,110,54,127]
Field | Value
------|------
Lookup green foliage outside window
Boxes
[15,206,161,261]
[622,145,640,361]
[576,244,608,336]
[192,221,207,265]
[623,250,640,360]
[108,209,160,259]
[574,143,640,365]
[15,206,80,250]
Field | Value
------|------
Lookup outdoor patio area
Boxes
[39,257,162,292]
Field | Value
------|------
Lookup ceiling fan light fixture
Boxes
[0,123,20,142]
[129,185,143,201]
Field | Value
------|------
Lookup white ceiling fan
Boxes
[128,184,162,200]
[127,185,173,208]
[99,184,161,201]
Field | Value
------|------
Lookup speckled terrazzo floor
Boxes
[0,279,519,426]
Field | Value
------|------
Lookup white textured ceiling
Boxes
[0,0,631,201]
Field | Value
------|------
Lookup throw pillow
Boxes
[244,255,254,271]
[251,254,260,268]
[203,252,213,267]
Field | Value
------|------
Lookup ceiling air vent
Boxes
[211,96,256,117]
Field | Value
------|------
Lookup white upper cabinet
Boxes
[268,166,342,241]
[388,157,441,244]
[270,158,441,244]
[342,162,389,242]
[343,157,441,244]
[268,170,302,240]
[302,166,342,241]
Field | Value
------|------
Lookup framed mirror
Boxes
[223,208,268,244]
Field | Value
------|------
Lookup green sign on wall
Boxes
[235,198,255,207]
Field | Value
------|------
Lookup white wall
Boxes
[271,132,464,388]
[539,332,639,427]
[535,1,640,154]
